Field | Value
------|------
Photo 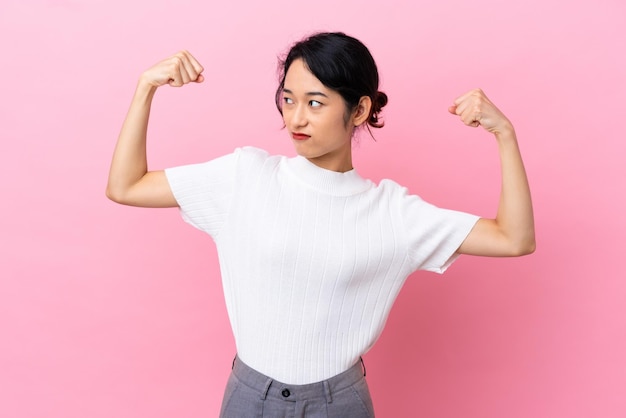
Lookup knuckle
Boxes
[171,56,183,66]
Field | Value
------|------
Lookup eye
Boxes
[284,97,294,105]
[309,100,322,108]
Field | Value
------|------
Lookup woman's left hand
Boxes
[448,89,513,136]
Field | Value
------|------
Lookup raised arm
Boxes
[105,51,204,207]
[450,89,536,257]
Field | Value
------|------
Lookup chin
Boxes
[292,143,319,158]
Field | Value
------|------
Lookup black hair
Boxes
[275,32,388,131]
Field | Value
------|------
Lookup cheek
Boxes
[281,108,292,124]
[330,113,352,134]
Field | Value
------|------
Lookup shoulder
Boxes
[237,146,270,159]
[375,178,424,202]
[236,146,282,165]
[351,178,430,217]
[368,179,449,220]
[165,147,278,182]
[233,147,287,179]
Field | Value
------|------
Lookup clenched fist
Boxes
[448,89,513,136]
[139,50,204,88]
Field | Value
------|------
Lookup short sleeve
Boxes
[397,187,480,274]
[164,149,241,237]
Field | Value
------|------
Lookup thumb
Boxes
[448,105,457,114]
[195,74,205,83]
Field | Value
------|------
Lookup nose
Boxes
[288,103,308,129]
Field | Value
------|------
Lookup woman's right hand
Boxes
[139,50,205,88]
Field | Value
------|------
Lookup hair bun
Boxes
[374,91,388,112]
[368,91,388,128]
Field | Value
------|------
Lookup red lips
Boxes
[291,132,310,140]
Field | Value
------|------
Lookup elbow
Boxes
[510,237,536,257]
[526,238,537,255]
[105,186,118,203]
[105,184,126,204]
[516,243,536,257]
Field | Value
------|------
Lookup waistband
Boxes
[231,355,366,403]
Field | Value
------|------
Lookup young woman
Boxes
[107,32,534,418]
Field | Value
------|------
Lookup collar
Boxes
[283,155,372,196]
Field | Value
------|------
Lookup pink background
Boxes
[1,0,625,417]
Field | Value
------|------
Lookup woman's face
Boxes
[281,59,356,172]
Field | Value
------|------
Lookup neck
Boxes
[304,145,354,172]
[306,156,353,172]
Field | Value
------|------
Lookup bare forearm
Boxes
[494,127,536,254]
[106,80,157,201]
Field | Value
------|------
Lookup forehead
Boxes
[284,59,329,93]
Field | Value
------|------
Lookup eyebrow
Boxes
[282,88,329,98]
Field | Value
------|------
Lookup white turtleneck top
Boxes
[165,147,479,384]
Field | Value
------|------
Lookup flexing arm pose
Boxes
[106,51,204,208]
[105,35,535,416]
[106,51,534,258]
[450,89,535,257]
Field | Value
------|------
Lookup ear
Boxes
[352,96,373,127]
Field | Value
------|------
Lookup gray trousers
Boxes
[219,356,375,418]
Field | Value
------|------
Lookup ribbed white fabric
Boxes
[165,147,479,384]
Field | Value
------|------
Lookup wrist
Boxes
[494,122,516,140]
[134,77,159,102]
[137,74,160,93]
